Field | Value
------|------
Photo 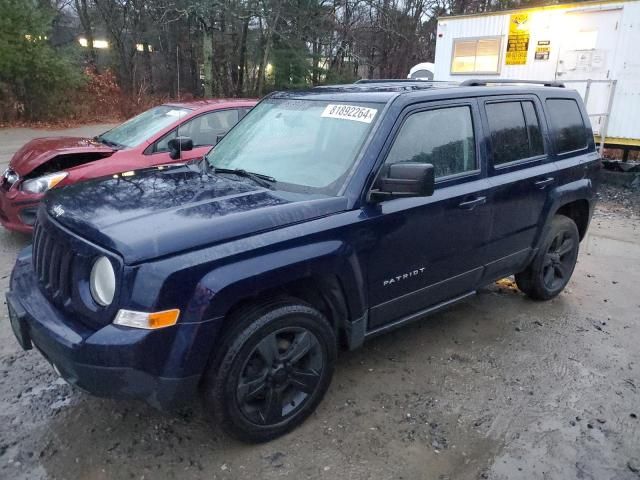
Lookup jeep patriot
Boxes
[6,80,600,442]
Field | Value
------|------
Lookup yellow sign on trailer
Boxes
[505,12,530,65]
[434,0,640,149]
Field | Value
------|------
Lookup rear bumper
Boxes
[7,247,219,409]
[0,187,40,233]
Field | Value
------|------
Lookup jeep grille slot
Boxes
[32,221,75,308]
[31,213,122,329]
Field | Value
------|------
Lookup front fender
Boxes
[196,240,367,321]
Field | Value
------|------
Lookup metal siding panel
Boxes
[607,2,640,139]
[433,1,639,142]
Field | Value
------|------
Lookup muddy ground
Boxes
[1,126,639,480]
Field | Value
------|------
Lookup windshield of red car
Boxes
[98,105,191,149]
[206,98,381,196]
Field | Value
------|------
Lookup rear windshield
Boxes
[546,98,588,154]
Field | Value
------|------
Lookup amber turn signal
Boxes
[114,309,180,329]
[148,309,181,329]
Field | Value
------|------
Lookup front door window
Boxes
[382,105,477,179]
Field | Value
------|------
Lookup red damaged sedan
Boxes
[0,99,257,233]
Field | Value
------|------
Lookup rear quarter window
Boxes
[546,98,588,154]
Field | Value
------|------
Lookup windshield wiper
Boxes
[213,167,276,189]
[94,135,122,149]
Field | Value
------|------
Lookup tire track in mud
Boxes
[484,219,640,479]
[0,206,638,480]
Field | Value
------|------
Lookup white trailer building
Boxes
[433,0,640,156]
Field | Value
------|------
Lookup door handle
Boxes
[458,196,486,210]
[534,177,555,189]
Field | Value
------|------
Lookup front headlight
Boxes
[2,168,19,185]
[21,172,68,194]
[90,256,116,306]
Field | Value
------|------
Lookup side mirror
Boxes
[168,136,193,160]
[373,163,435,200]
[215,133,226,145]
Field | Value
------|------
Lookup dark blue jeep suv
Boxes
[6,80,600,442]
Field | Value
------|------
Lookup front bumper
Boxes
[7,247,219,409]
[0,185,40,233]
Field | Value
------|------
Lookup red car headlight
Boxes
[20,172,68,194]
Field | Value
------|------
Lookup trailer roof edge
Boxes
[440,0,631,21]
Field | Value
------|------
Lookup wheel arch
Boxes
[197,241,368,350]
[537,179,595,247]
[555,199,591,240]
[220,274,353,349]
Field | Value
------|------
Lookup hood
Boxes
[10,137,115,176]
[43,165,348,263]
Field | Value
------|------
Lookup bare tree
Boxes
[93,0,146,94]
[73,0,98,69]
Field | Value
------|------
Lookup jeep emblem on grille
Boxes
[51,205,65,217]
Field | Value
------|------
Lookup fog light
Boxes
[113,309,180,329]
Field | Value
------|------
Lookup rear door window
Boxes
[522,101,544,156]
[486,100,545,166]
[545,98,587,154]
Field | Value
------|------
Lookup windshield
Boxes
[205,98,381,195]
[99,105,191,148]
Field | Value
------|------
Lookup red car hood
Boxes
[10,137,115,176]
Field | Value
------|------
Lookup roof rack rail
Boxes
[460,79,565,88]
[355,79,456,84]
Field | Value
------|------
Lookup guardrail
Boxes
[563,79,617,155]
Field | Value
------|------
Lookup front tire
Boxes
[515,214,580,301]
[203,300,337,443]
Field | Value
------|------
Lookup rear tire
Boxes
[515,214,580,301]
[202,299,337,443]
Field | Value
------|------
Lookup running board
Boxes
[364,291,476,339]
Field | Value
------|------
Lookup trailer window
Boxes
[546,99,587,153]
[451,37,501,74]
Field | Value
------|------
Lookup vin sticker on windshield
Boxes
[321,104,377,123]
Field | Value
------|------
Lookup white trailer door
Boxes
[556,7,622,134]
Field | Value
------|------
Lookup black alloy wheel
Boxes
[515,214,580,300]
[203,300,336,443]
[541,229,577,291]
[236,327,324,425]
